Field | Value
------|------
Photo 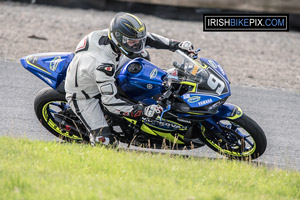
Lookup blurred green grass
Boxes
[0,137,299,200]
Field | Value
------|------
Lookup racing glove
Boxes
[128,104,163,119]
[178,41,194,54]
[144,104,163,119]
[170,40,194,54]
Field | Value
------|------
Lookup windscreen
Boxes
[172,50,228,95]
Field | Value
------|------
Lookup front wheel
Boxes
[199,114,267,160]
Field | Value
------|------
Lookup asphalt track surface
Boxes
[1,60,300,170]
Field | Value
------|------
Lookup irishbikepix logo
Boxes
[203,14,289,31]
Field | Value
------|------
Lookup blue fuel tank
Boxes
[116,58,167,105]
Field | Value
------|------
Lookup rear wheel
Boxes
[199,114,267,160]
[34,87,88,142]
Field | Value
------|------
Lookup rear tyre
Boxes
[199,114,267,160]
[34,87,87,142]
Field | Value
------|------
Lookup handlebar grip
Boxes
[173,61,180,68]
[173,61,184,70]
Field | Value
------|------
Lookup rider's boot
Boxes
[89,127,117,147]
[184,126,205,147]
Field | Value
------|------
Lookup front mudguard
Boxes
[215,103,243,120]
[202,103,243,133]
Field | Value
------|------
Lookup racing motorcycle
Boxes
[20,49,267,160]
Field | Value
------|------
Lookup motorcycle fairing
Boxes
[181,93,222,108]
[20,52,74,89]
[174,55,231,110]
[124,117,185,144]
[214,103,243,120]
[200,58,229,81]
[175,102,243,121]
[141,124,185,144]
[201,103,243,132]
[189,103,244,146]
[116,58,167,105]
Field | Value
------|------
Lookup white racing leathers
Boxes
[65,29,177,132]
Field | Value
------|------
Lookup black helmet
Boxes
[109,12,147,56]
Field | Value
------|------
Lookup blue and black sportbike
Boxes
[20,49,267,160]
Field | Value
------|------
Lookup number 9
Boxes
[207,74,225,95]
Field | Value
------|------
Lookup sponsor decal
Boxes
[219,66,226,76]
[208,60,218,69]
[65,125,71,131]
[187,96,201,103]
[49,56,61,71]
[207,60,226,76]
[198,99,213,106]
[150,69,158,79]
[182,94,190,99]
[28,56,38,63]
[105,66,113,71]
[142,117,187,130]
[167,74,179,80]
[131,110,142,118]
[177,118,191,124]
[27,55,51,74]
[146,84,153,89]
[96,64,115,76]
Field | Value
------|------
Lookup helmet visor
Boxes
[122,35,146,53]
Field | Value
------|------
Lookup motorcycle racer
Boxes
[65,12,194,146]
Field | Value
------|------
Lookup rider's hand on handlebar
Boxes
[144,104,163,119]
[129,104,163,119]
[178,41,195,55]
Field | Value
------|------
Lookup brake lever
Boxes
[195,48,201,53]
[160,104,171,122]
[192,48,201,60]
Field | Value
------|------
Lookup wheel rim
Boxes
[202,120,256,157]
[42,101,83,140]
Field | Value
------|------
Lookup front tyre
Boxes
[34,87,86,142]
[199,114,267,160]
